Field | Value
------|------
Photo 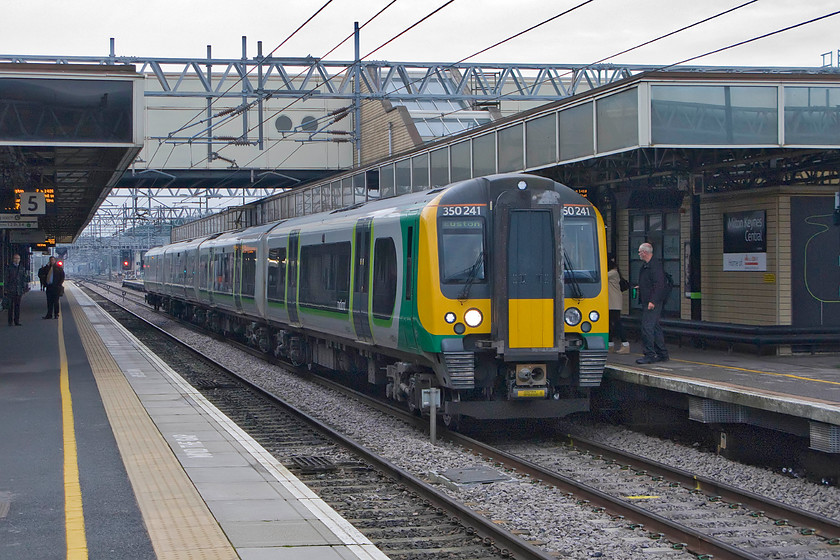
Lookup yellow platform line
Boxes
[67,291,239,560]
[670,357,840,387]
[59,313,88,560]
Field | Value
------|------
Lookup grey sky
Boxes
[2,0,839,68]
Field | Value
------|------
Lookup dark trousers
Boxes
[608,309,626,343]
[7,295,21,324]
[45,286,61,318]
[641,306,668,359]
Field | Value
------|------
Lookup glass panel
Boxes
[295,192,304,216]
[395,159,411,195]
[472,133,496,176]
[311,187,321,213]
[648,214,662,231]
[331,181,342,209]
[303,189,312,214]
[597,88,639,153]
[411,153,429,191]
[498,124,524,173]
[559,102,594,160]
[526,113,557,168]
[665,212,680,231]
[450,140,471,181]
[353,173,365,204]
[663,233,680,259]
[439,217,485,283]
[366,169,380,200]
[342,177,354,206]
[632,215,646,232]
[0,79,133,142]
[372,238,397,319]
[784,86,840,144]
[430,147,449,187]
[380,164,395,198]
[651,85,778,145]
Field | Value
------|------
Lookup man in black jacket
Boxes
[635,243,669,364]
[38,256,65,319]
[4,253,28,326]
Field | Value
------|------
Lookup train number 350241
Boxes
[441,205,481,216]
[563,205,591,216]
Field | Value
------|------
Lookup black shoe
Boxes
[53,315,59,319]
[43,315,52,319]
[636,356,658,364]
[656,355,670,362]
[14,323,21,326]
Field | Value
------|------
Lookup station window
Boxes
[629,211,680,316]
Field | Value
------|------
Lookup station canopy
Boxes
[0,63,144,243]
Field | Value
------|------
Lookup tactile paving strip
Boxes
[68,291,238,560]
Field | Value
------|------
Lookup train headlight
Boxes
[588,310,600,322]
[564,307,582,326]
[464,308,483,328]
[581,322,592,333]
[444,312,457,324]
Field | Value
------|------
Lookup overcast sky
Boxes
[2,0,839,68]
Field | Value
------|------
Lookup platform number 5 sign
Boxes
[20,192,46,215]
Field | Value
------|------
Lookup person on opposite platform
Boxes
[38,256,65,319]
[4,253,28,326]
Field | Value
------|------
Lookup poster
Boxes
[723,210,767,271]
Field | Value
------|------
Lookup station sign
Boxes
[9,229,47,243]
[723,210,767,271]
[0,213,38,229]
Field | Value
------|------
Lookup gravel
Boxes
[92,286,840,559]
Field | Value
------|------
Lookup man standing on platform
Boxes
[635,242,669,364]
[38,256,65,319]
[4,253,28,326]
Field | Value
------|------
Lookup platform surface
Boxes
[0,284,389,560]
[606,340,840,426]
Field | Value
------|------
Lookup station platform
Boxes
[0,284,389,560]
[605,341,840,454]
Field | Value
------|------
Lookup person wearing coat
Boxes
[4,253,28,326]
[635,242,669,364]
[607,257,630,354]
[38,256,65,319]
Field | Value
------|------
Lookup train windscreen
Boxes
[439,217,485,284]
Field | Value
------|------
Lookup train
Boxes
[144,173,609,425]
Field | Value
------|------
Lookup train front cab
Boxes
[416,174,609,420]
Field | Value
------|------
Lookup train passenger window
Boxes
[199,254,209,290]
[267,247,287,303]
[372,238,397,319]
[299,242,351,313]
[439,217,485,284]
[241,249,256,298]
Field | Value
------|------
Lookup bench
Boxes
[621,316,840,355]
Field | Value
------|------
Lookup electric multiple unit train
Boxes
[144,173,609,424]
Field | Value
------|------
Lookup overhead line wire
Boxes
[146,0,336,168]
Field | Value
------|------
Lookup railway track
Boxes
[80,284,552,560]
[81,279,840,560]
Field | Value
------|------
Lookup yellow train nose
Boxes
[508,298,554,348]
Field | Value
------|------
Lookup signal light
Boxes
[57,260,63,267]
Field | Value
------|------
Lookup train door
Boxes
[493,200,563,354]
[352,218,373,342]
[287,231,301,325]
